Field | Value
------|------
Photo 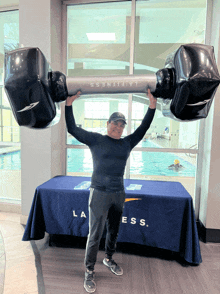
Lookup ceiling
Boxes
[0,0,19,8]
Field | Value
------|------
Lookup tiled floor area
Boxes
[0,212,39,294]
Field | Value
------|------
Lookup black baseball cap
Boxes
[108,112,127,124]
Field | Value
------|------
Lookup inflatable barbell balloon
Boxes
[4,43,220,128]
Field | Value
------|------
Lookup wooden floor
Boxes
[35,236,220,294]
[1,212,219,294]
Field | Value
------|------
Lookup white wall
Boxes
[204,0,220,229]
[198,0,220,229]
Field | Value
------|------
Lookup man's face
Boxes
[107,120,125,139]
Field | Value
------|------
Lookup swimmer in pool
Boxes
[168,159,185,172]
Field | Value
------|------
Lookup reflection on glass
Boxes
[129,98,200,149]
[134,0,206,74]
[67,2,131,77]
[133,0,206,149]
[66,95,129,145]
[67,2,131,146]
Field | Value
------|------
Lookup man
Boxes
[65,89,157,293]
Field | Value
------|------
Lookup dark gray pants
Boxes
[84,188,125,271]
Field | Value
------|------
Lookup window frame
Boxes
[0,8,20,143]
[62,0,210,218]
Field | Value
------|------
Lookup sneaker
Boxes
[103,258,123,276]
[84,270,96,293]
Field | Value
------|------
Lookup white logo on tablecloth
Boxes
[73,210,87,218]
[73,210,149,227]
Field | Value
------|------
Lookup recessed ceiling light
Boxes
[86,33,116,41]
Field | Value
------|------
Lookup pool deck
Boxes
[0,146,20,155]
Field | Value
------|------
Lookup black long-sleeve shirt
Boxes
[65,105,155,192]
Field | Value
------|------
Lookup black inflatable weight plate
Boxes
[4,47,56,128]
[166,43,220,121]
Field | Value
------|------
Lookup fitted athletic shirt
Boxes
[65,105,155,192]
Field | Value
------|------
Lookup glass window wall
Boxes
[66,0,207,199]
[66,1,131,148]
[67,2,131,77]
[0,10,20,203]
[133,0,206,151]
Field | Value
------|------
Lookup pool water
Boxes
[130,151,195,177]
[0,151,21,170]
[67,149,196,177]
[0,144,196,177]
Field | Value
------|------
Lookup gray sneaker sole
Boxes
[103,259,123,276]
[84,282,96,293]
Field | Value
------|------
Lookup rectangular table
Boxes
[22,176,202,264]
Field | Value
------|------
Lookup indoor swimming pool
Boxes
[0,145,196,177]
[0,150,21,170]
[67,148,196,177]
[66,138,196,177]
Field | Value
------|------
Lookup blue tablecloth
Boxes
[22,176,202,264]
